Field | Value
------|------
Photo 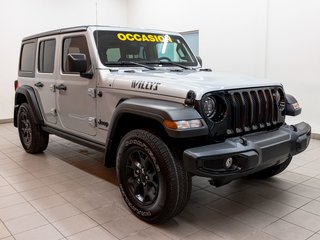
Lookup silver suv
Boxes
[14,26,311,223]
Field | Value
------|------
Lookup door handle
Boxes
[34,82,44,88]
[55,84,67,91]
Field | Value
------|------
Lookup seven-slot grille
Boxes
[222,87,285,136]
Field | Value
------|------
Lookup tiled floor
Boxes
[0,123,320,240]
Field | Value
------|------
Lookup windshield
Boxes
[94,31,198,67]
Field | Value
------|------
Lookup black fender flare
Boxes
[14,85,44,127]
[104,98,208,166]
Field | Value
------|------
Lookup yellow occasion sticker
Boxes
[117,33,173,43]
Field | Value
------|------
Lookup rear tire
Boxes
[116,129,190,223]
[17,103,49,153]
[251,156,292,179]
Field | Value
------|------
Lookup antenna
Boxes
[96,1,98,26]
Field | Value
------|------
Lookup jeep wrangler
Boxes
[14,26,311,223]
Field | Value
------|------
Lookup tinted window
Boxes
[94,31,197,67]
[38,39,56,73]
[62,36,91,73]
[20,42,36,73]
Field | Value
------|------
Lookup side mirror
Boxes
[285,94,302,116]
[67,53,87,73]
[196,56,202,67]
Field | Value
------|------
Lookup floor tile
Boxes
[183,229,224,240]
[301,200,320,216]
[12,179,45,192]
[85,202,129,224]
[0,185,16,197]
[67,226,117,240]
[52,214,97,237]
[14,224,63,240]
[40,203,81,222]
[206,198,248,216]
[206,217,255,240]
[251,199,296,218]
[122,227,172,240]
[5,173,36,184]
[288,184,320,199]
[103,215,150,239]
[269,191,312,208]
[0,221,11,239]
[283,209,320,232]
[263,219,313,240]
[308,234,320,240]
[30,194,67,211]
[233,208,277,229]
[0,193,25,208]
[1,123,320,240]
[4,212,48,235]
[190,189,220,205]
[20,186,56,201]
[277,172,311,183]
[0,202,36,221]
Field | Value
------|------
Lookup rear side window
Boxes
[38,39,56,73]
[62,36,91,73]
[19,41,37,77]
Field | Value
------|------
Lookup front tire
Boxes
[116,129,189,223]
[17,103,49,153]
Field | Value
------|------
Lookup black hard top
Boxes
[22,26,90,41]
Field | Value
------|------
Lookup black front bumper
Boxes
[183,122,311,186]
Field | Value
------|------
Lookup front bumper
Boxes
[183,122,311,186]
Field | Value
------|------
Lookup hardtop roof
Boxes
[22,25,181,42]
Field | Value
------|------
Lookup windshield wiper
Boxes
[105,61,156,70]
[146,61,192,70]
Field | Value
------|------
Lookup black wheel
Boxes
[116,129,190,223]
[251,156,292,179]
[17,103,49,153]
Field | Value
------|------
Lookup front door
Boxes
[56,34,97,136]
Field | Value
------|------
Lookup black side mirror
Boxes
[285,94,302,116]
[67,53,87,73]
[196,56,202,67]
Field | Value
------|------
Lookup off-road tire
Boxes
[17,103,49,153]
[251,156,292,179]
[116,129,189,223]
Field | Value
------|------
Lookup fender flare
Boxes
[14,85,44,127]
[104,98,208,166]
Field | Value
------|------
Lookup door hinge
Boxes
[88,88,97,98]
[88,117,96,128]
[50,108,57,116]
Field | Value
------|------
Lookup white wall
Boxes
[266,0,320,132]
[2,0,320,134]
[127,0,320,133]
[0,0,127,120]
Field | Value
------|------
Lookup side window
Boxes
[19,42,36,77]
[38,39,56,73]
[62,36,91,73]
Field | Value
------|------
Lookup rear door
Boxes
[56,34,97,136]
[34,37,57,124]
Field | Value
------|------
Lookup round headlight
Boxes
[203,96,216,118]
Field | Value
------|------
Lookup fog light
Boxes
[225,158,233,168]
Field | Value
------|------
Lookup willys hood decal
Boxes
[106,70,282,100]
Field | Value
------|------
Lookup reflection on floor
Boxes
[1,123,320,240]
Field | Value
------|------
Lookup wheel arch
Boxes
[104,98,208,167]
[14,85,43,127]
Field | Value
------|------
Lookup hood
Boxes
[104,69,283,100]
